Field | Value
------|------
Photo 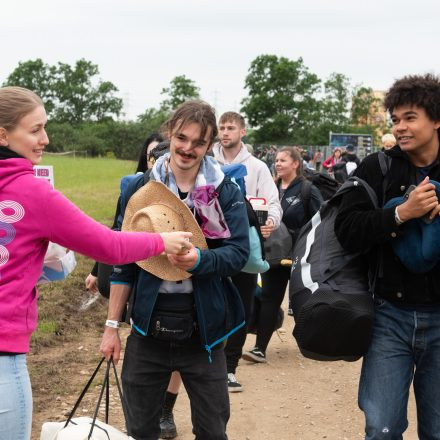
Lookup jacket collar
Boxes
[278,175,304,192]
[386,144,440,167]
[0,147,23,160]
[212,142,250,165]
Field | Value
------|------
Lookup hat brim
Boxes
[122,181,208,281]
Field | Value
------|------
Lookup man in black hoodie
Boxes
[335,74,440,439]
[342,144,361,172]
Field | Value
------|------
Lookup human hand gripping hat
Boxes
[122,181,208,281]
[384,180,440,273]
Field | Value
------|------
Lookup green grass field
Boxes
[41,156,136,225]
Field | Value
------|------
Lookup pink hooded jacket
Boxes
[0,157,164,353]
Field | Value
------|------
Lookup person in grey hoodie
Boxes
[213,111,282,392]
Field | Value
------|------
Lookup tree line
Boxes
[3,56,386,158]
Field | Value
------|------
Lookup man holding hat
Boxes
[335,74,440,439]
[100,100,250,440]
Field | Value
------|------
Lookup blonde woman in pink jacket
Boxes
[0,86,192,440]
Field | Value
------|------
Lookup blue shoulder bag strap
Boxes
[118,169,152,223]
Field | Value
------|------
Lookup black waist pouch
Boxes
[149,309,196,341]
[149,293,197,342]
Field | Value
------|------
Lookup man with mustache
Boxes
[213,112,282,392]
[100,101,250,440]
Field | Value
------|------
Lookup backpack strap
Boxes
[300,178,313,221]
[377,150,391,176]
[332,176,379,209]
[374,151,392,286]
[378,151,392,205]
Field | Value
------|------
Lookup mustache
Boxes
[176,150,196,159]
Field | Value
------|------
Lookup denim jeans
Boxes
[0,355,32,440]
[359,298,440,440]
[122,331,229,440]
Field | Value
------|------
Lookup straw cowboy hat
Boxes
[122,181,208,281]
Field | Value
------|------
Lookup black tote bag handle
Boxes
[63,357,130,439]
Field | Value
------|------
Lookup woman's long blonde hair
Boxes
[0,86,43,130]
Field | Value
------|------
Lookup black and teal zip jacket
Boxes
[110,173,249,357]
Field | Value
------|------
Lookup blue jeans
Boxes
[0,355,32,440]
[359,298,440,440]
[122,331,229,440]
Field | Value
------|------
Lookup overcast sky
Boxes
[2,0,439,120]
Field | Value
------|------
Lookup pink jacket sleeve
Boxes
[322,157,334,169]
[43,187,164,264]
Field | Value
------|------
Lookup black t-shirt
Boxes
[177,188,188,200]
[416,160,438,182]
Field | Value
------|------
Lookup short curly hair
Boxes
[384,74,440,122]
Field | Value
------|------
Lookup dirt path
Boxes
[31,299,419,440]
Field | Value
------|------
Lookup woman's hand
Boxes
[160,231,194,254]
[260,218,275,238]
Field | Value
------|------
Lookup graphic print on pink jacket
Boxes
[0,157,165,353]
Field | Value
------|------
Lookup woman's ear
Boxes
[0,127,9,146]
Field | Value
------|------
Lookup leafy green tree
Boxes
[241,55,321,144]
[97,120,148,159]
[74,123,108,156]
[322,73,351,128]
[45,122,77,152]
[160,75,200,111]
[3,59,57,116]
[4,59,123,124]
[350,86,380,125]
[51,59,122,124]
[308,73,352,145]
[137,107,169,135]
[349,86,386,145]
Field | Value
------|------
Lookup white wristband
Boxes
[105,319,120,329]
[395,207,404,225]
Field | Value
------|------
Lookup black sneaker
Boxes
[242,347,267,363]
[227,373,243,392]
[160,412,177,439]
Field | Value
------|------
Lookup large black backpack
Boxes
[289,177,381,362]
[303,167,340,200]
